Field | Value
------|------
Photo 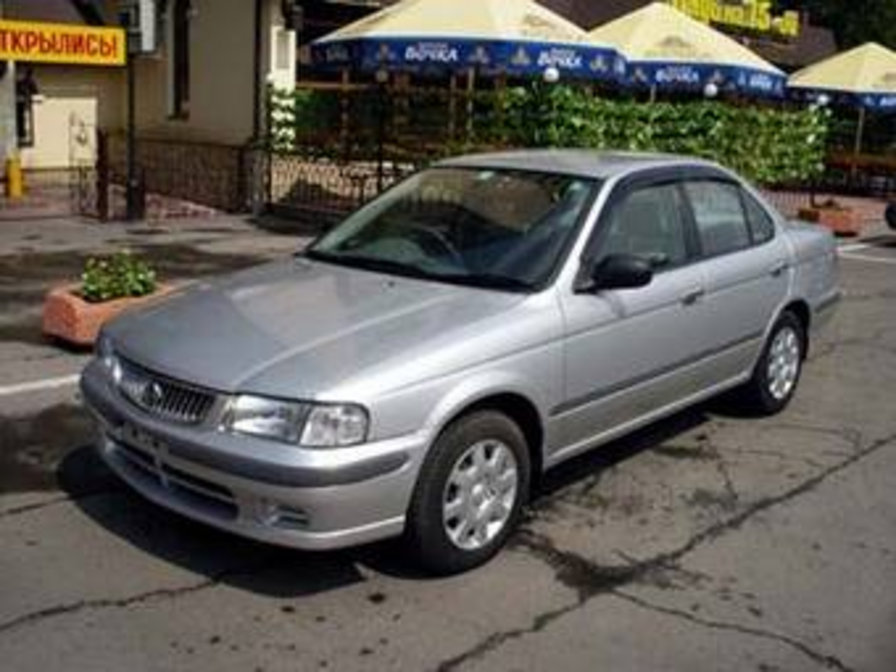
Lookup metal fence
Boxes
[70,85,896,223]
[106,133,254,213]
[263,83,511,221]
[72,131,263,220]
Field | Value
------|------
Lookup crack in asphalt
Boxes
[0,557,275,637]
[432,429,896,672]
[840,289,896,304]
[0,495,78,519]
[611,589,854,672]
[433,600,583,672]
[760,421,863,448]
[0,488,122,520]
[704,439,740,511]
[810,336,896,363]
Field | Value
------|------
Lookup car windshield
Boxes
[307,167,598,291]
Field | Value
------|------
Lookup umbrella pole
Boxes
[496,74,507,143]
[448,74,457,140]
[466,68,476,142]
[340,68,350,157]
[851,106,866,183]
[649,84,657,104]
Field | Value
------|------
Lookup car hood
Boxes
[107,257,528,398]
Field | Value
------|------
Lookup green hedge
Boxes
[270,84,829,186]
[498,85,829,185]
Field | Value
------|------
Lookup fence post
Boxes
[376,80,386,193]
[340,68,350,159]
[96,129,109,221]
[465,68,476,142]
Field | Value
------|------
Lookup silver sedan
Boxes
[80,151,840,574]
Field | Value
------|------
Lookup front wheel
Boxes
[405,411,530,575]
[738,311,806,415]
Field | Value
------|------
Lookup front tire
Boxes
[739,311,806,415]
[405,411,531,575]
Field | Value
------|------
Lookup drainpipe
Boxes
[248,0,266,215]
[0,0,18,168]
[252,0,264,142]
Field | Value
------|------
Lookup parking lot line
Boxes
[839,252,896,265]
[0,374,80,398]
[838,242,871,253]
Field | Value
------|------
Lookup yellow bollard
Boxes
[6,155,24,199]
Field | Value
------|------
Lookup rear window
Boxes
[742,191,776,244]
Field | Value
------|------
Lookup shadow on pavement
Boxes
[0,404,101,495]
[57,443,419,596]
[536,405,711,499]
[50,401,725,594]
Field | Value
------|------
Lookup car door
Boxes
[681,179,791,384]
[554,176,718,460]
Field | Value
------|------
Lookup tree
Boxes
[786,0,896,50]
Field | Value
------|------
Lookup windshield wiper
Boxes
[430,272,534,292]
[306,250,533,291]
[305,250,430,280]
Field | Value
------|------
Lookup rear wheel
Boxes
[405,411,530,575]
[738,311,806,415]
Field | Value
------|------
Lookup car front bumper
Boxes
[80,361,428,551]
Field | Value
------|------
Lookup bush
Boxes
[80,251,157,303]
[268,86,344,152]
[268,83,829,187]
[497,85,830,186]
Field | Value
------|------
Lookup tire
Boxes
[885,202,896,231]
[738,311,807,415]
[405,410,531,575]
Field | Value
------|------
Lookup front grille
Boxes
[117,358,216,425]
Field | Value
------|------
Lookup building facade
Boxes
[1,0,297,211]
[0,0,841,213]
[2,0,124,172]
[544,0,837,71]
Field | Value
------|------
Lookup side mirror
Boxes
[582,254,654,292]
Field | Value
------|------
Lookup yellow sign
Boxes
[670,0,801,39]
[0,19,126,66]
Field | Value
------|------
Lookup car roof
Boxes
[437,149,724,181]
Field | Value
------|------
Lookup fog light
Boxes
[257,500,309,529]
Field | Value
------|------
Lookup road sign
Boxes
[118,0,158,55]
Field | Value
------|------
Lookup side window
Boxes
[599,183,690,271]
[684,181,752,257]
[742,191,776,244]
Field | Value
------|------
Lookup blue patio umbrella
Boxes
[587,2,786,98]
[789,43,896,173]
[311,0,623,82]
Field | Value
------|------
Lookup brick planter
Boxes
[798,206,864,237]
[42,284,176,348]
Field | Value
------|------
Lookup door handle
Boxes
[680,287,705,306]
[769,260,790,277]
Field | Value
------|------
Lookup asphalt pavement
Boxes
[1,215,895,672]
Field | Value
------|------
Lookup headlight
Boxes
[221,395,368,448]
[96,333,122,383]
[301,404,368,448]
[96,333,115,368]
